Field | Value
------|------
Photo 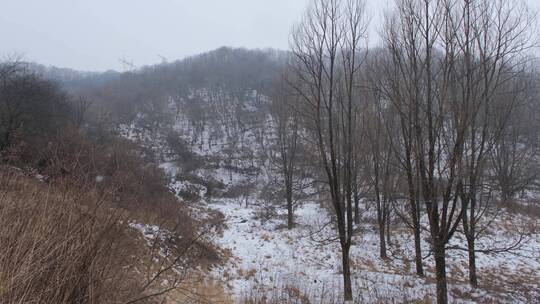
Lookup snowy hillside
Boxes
[120,95,540,303]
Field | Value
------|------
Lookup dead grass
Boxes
[0,170,141,303]
[239,276,418,304]
[0,165,223,304]
[165,276,233,304]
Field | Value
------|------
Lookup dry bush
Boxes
[253,205,278,224]
[0,167,221,304]
[240,276,420,304]
[241,280,319,304]
[258,183,282,205]
[0,66,222,304]
[0,170,141,304]
[499,198,540,218]
[165,131,204,173]
[25,128,196,233]
[175,173,226,199]
[222,183,253,199]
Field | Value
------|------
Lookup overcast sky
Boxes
[0,0,312,71]
[0,0,537,71]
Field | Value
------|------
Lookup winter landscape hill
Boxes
[1,1,540,303]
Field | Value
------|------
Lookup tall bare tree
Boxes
[382,0,537,301]
[375,47,426,277]
[383,1,469,302]
[443,0,536,288]
[270,73,301,229]
[290,0,367,300]
[365,82,397,259]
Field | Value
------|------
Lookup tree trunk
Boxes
[407,164,424,276]
[434,243,448,304]
[413,220,424,277]
[462,193,478,288]
[378,219,387,259]
[466,236,478,287]
[376,196,387,259]
[386,208,391,245]
[287,190,294,229]
[501,185,512,203]
[354,188,360,224]
[341,243,353,301]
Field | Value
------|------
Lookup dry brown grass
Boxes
[239,278,417,304]
[0,165,222,304]
[167,277,233,304]
[0,170,141,303]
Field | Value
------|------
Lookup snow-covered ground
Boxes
[122,98,540,303]
[203,195,540,303]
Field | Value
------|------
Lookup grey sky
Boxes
[0,0,537,72]
[0,0,310,71]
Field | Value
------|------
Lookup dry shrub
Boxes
[253,205,278,224]
[30,128,196,232]
[0,170,141,304]
[0,168,221,304]
[222,183,253,199]
[165,132,204,173]
[166,277,232,304]
[240,275,419,304]
[0,126,221,303]
[241,281,314,304]
[500,198,540,217]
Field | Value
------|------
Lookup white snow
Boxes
[121,92,540,303]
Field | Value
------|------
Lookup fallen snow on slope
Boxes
[204,193,540,303]
[122,100,540,303]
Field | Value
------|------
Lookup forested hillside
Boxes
[1,0,540,303]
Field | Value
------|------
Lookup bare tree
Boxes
[442,0,536,288]
[365,83,397,259]
[382,0,537,301]
[383,1,468,302]
[376,11,428,277]
[72,96,92,129]
[489,79,539,201]
[270,74,301,229]
[290,0,367,300]
[0,60,71,153]
[378,8,428,280]
[0,60,36,150]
